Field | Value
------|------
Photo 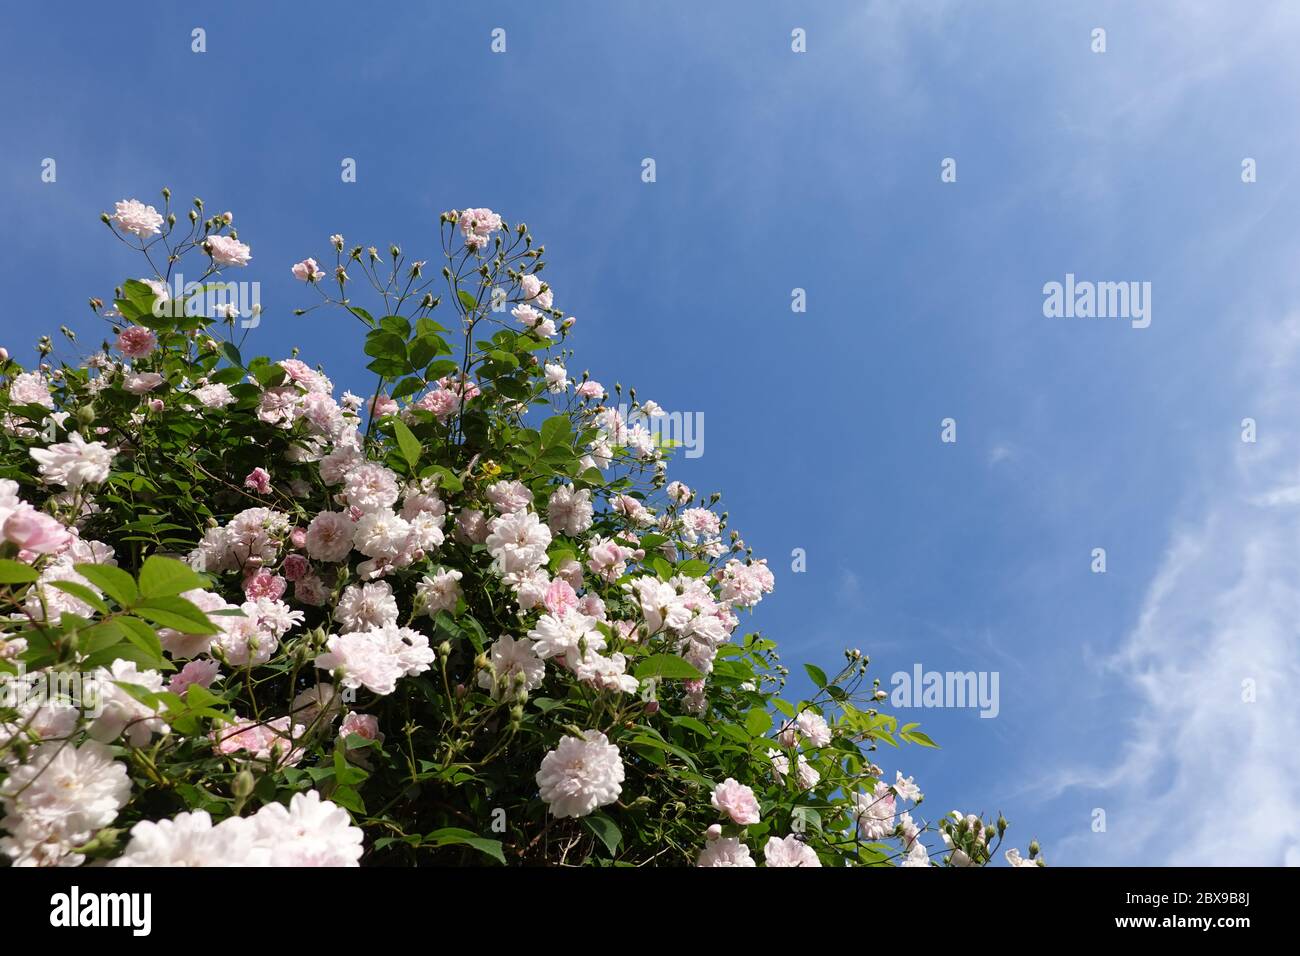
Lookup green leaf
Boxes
[426,827,505,865]
[804,664,828,689]
[581,813,623,857]
[633,654,703,681]
[676,559,710,578]
[540,415,572,448]
[0,559,38,584]
[117,616,166,664]
[73,563,138,607]
[745,707,773,738]
[79,618,127,655]
[330,786,366,814]
[672,716,713,738]
[47,580,111,615]
[457,289,479,312]
[364,330,409,362]
[409,335,448,368]
[132,596,218,635]
[139,555,205,599]
[902,729,940,749]
[220,342,244,368]
[379,314,412,338]
[391,419,422,471]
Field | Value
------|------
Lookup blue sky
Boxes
[3,0,1299,864]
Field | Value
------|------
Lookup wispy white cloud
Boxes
[1047,314,1300,865]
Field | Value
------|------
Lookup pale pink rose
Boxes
[281,553,309,582]
[710,778,760,825]
[764,834,822,868]
[8,371,53,407]
[148,399,164,413]
[438,375,479,401]
[207,235,252,267]
[305,511,354,563]
[576,593,607,621]
[243,570,287,601]
[575,380,604,399]
[289,528,308,550]
[291,258,325,282]
[115,326,158,358]
[339,712,381,745]
[368,394,398,418]
[243,467,272,494]
[124,372,164,394]
[412,388,459,420]
[512,304,542,329]
[211,717,304,765]
[192,382,235,408]
[696,837,754,867]
[543,578,578,616]
[555,557,584,589]
[113,199,164,238]
[169,658,221,695]
[294,573,328,606]
[458,207,502,241]
[486,480,532,515]
[454,508,489,544]
[3,507,71,554]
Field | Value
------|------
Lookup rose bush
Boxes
[0,191,1042,867]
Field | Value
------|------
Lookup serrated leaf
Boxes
[132,596,218,635]
[745,707,773,737]
[139,555,204,599]
[902,729,940,749]
[426,827,505,864]
[47,580,111,615]
[540,414,572,448]
[0,559,39,584]
[633,654,703,681]
[391,419,421,471]
[117,616,166,664]
[581,813,623,856]
[73,563,138,607]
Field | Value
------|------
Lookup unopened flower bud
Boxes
[232,769,255,799]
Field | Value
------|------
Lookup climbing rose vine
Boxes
[0,192,1042,867]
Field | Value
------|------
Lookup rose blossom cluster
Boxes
[0,199,1006,869]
